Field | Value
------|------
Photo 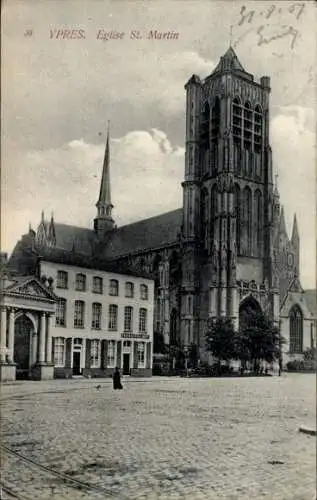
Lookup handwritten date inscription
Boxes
[235,2,306,50]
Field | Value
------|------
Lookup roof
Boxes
[303,289,317,317]
[102,209,183,259]
[52,223,97,254]
[208,47,254,82]
[38,246,153,280]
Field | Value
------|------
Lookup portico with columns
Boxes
[0,275,57,381]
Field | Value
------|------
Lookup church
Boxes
[1,47,316,380]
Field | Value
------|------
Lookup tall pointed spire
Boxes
[94,122,115,235]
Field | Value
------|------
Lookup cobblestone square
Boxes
[1,374,316,499]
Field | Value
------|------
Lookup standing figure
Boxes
[113,366,123,390]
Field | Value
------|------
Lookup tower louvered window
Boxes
[210,98,220,174]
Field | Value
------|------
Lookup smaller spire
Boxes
[291,213,299,242]
[273,173,280,199]
[279,206,287,235]
[41,210,45,221]
[47,213,56,247]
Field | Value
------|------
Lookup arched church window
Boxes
[254,104,263,149]
[244,187,252,254]
[232,96,242,140]
[200,102,210,142]
[211,98,220,140]
[243,101,252,147]
[210,184,217,243]
[200,188,209,249]
[289,305,303,353]
[254,190,262,256]
[233,184,241,253]
[210,141,218,175]
[233,139,241,174]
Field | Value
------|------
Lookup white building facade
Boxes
[40,260,154,378]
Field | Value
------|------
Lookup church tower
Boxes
[181,47,276,349]
[94,125,115,234]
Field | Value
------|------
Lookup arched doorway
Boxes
[239,296,262,332]
[14,314,34,379]
[289,305,303,354]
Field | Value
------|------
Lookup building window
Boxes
[137,342,145,367]
[124,306,133,332]
[107,340,116,367]
[74,300,85,328]
[125,282,134,298]
[57,271,68,289]
[55,298,67,327]
[53,337,65,366]
[92,276,103,294]
[140,284,148,300]
[92,303,102,330]
[90,340,100,368]
[289,305,303,354]
[139,308,147,333]
[109,279,119,296]
[75,273,86,292]
[108,304,118,331]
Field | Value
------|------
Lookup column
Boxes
[45,314,53,363]
[38,313,46,363]
[0,307,7,363]
[32,331,38,364]
[232,288,239,331]
[8,309,15,363]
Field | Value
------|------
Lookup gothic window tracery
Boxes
[233,184,241,253]
[254,190,262,256]
[210,184,217,243]
[200,188,209,249]
[211,98,220,174]
[289,305,303,354]
[244,186,252,254]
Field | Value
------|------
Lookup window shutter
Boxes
[65,338,72,368]
[85,339,91,369]
[116,341,121,368]
[146,342,151,369]
[133,342,138,369]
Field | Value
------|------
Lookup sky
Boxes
[2,0,316,289]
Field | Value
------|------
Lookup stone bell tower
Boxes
[181,46,277,350]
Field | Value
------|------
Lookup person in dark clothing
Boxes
[113,367,123,390]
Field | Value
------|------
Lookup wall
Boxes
[40,261,154,375]
[237,257,263,283]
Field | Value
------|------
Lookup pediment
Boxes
[5,277,56,301]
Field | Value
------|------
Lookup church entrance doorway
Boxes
[239,296,262,332]
[14,315,33,379]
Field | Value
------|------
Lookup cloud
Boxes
[2,129,184,255]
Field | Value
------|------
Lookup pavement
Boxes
[1,373,316,500]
